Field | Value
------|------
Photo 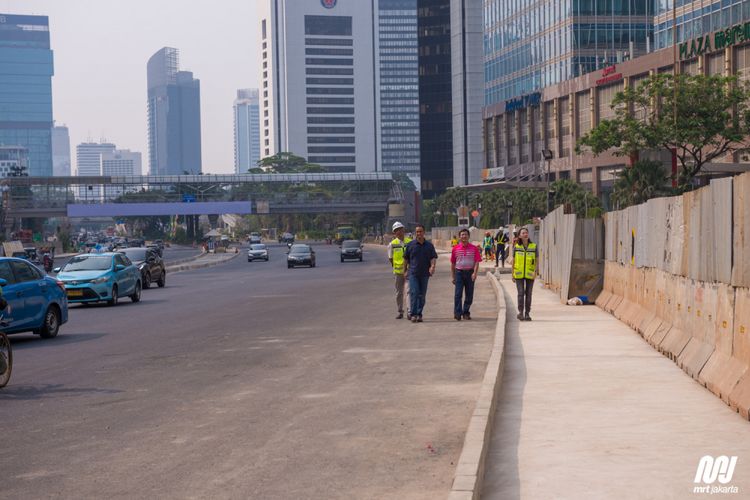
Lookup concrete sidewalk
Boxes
[482,276,750,500]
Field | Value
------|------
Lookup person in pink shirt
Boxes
[450,228,482,321]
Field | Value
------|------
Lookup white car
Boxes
[247,244,269,262]
[248,232,262,244]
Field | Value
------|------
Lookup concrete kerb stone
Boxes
[448,271,507,500]
[166,251,241,274]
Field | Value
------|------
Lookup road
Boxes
[52,244,201,270]
[1,243,495,499]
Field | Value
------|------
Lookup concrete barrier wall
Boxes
[597,171,750,419]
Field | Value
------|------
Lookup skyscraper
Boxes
[0,14,54,177]
[234,88,261,173]
[52,125,71,177]
[378,0,421,180]
[76,141,115,200]
[260,0,379,173]
[417,0,453,196]
[101,149,142,199]
[654,0,743,50]
[147,47,202,176]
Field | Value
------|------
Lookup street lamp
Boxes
[542,149,554,213]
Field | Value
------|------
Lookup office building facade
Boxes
[52,125,71,177]
[101,149,142,199]
[654,0,750,50]
[147,47,202,176]
[417,0,454,196]
[234,88,261,173]
[0,14,54,177]
[76,141,115,200]
[483,1,654,108]
[0,145,29,177]
[260,0,379,173]
[378,0,421,179]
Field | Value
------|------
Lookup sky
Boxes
[0,0,262,174]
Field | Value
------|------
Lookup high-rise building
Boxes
[147,47,202,176]
[52,125,71,177]
[378,0,421,180]
[259,0,379,173]
[417,0,454,196]
[0,145,29,178]
[101,149,142,199]
[0,14,54,177]
[234,88,261,173]
[483,1,654,106]
[654,0,746,50]
[76,141,115,200]
[451,0,484,186]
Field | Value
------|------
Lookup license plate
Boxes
[67,290,83,297]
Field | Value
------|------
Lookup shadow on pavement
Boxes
[0,383,122,401]
[9,332,107,350]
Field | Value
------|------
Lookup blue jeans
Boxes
[408,274,430,317]
[454,270,475,316]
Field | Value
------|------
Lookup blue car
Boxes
[56,253,141,306]
[0,257,68,338]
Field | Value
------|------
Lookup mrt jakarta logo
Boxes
[693,456,739,495]
[321,0,337,8]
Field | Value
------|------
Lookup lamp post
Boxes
[542,149,554,213]
[506,200,513,226]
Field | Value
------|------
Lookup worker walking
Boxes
[482,231,494,262]
[510,227,537,321]
[388,222,412,319]
[494,228,509,268]
[451,228,481,321]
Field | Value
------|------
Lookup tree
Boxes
[550,179,601,218]
[577,73,750,191]
[255,152,325,173]
[610,159,671,209]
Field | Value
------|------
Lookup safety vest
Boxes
[513,242,537,280]
[483,236,493,249]
[391,237,412,275]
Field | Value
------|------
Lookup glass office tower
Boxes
[0,14,54,176]
[484,1,654,106]
[379,0,421,178]
[654,0,750,50]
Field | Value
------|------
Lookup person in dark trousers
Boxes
[511,227,537,321]
[450,228,481,321]
[494,228,509,268]
[403,224,437,323]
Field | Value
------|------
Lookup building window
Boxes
[305,58,354,66]
[304,15,353,36]
[306,97,354,105]
[305,48,354,56]
[305,38,353,46]
[262,19,267,39]
[305,77,354,85]
[576,91,591,136]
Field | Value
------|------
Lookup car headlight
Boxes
[91,276,109,284]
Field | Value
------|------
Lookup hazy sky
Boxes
[0,0,262,174]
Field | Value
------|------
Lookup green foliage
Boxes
[255,152,325,173]
[577,73,750,192]
[550,179,602,218]
[610,160,671,209]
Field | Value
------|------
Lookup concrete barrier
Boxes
[448,272,507,500]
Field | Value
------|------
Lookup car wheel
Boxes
[341,257,344,262]
[248,258,252,262]
[143,272,151,289]
[38,305,61,339]
[107,286,118,306]
[130,281,141,303]
[157,271,166,288]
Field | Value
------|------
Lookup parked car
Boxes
[0,257,68,338]
[340,240,363,262]
[287,244,316,268]
[248,232,262,244]
[119,247,166,288]
[247,244,269,262]
[55,253,141,306]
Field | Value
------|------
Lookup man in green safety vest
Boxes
[511,226,537,321]
[388,221,412,319]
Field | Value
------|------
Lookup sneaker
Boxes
[524,313,532,321]
[411,316,418,323]
[517,313,524,321]
[463,313,471,320]
[454,314,462,321]
[396,312,404,319]
[417,316,423,323]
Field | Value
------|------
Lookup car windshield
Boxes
[63,255,112,271]
[251,244,266,250]
[342,240,360,248]
[290,245,310,254]
[122,249,148,261]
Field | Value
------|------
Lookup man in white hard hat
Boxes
[387,222,412,319]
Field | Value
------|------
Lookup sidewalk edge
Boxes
[166,250,240,274]
[448,271,508,500]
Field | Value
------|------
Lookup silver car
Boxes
[247,244,269,262]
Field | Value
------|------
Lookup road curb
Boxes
[166,249,206,267]
[448,271,507,500]
[166,250,240,273]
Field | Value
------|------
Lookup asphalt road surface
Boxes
[52,244,201,271]
[1,243,493,499]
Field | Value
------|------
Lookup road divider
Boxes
[449,271,507,500]
[166,250,240,274]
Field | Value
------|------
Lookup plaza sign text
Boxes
[504,92,541,112]
[679,21,750,60]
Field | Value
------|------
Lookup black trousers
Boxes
[515,278,534,314]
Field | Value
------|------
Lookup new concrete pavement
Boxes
[1,243,498,499]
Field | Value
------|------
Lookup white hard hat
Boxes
[392,221,405,231]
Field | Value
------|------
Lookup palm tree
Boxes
[611,160,670,209]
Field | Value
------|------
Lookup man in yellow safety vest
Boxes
[388,221,412,319]
[511,226,537,321]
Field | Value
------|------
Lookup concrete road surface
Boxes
[1,243,496,499]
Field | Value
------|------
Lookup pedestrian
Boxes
[387,221,412,319]
[450,228,481,321]
[450,235,458,247]
[494,227,509,268]
[510,227,537,321]
[403,224,437,323]
[482,231,494,262]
